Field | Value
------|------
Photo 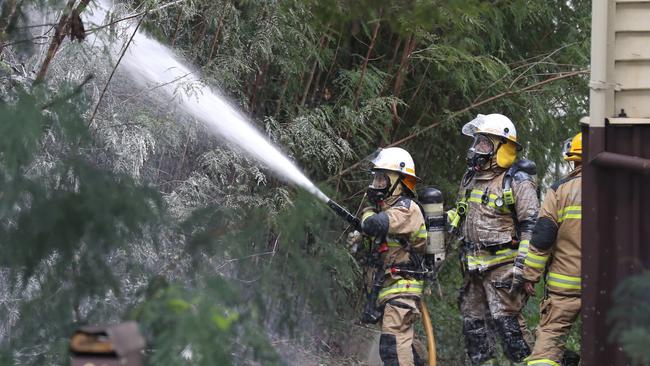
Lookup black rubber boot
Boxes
[562,349,581,366]
[379,333,399,366]
[493,315,531,363]
[463,317,497,366]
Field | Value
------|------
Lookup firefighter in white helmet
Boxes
[448,114,539,365]
[348,147,428,365]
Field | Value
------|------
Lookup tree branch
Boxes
[33,0,77,84]
[88,11,147,128]
[40,73,94,109]
[326,68,588,182]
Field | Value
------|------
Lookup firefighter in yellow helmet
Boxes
[348,147,428,365]
[521,132,582,366]
[448,114,539,365]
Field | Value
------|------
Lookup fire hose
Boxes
[420,299,437,366]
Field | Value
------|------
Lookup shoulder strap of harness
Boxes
[550,174,579,192]
[502,159,537,236]
[392,196,427,274]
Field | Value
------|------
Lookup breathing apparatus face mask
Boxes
[466,134,497,171]
[367,170,395,204]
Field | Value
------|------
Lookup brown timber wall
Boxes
[582,123,650,365]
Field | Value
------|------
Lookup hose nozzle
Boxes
[327,199,361,231]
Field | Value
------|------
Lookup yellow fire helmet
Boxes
[369,147,418,192]
[564,132,582,162]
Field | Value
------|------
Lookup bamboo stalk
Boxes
[392,33,416,99]
[353,18,381,109]
[300,34,327,107]
[170,8,182,47]
[309,66,323,105]
[192,12,207,53]
[274,78,289,118]
[249,62,268,116]
[0,0,18,52]
[379,36,402,95]
[321,30,342,99]
[208,4,228,60]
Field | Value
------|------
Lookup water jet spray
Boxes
[85,1,330,205]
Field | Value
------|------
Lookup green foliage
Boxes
[135,279,279,365]
[0,85,162,364]
[608,272,650,366]
[1,0,592,363]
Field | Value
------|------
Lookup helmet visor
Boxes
[470,134,495,155]
[367,148,383,166]
[462,114,488,137]
[369,171,390,190]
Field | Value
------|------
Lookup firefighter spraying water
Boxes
[327,147,443,366]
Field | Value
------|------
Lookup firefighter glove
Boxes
[510,265,525,294]
[346,230,363,253]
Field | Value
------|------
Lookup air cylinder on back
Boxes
[419,187,446,265]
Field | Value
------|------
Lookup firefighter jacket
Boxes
[361,195,428,304]
[458,167,539,273]
[523,167,581,296]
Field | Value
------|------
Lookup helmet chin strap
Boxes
[386,176,401,198]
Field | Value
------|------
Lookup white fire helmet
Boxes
[462,113,522,150]
[369,147,418,193]
[370,147,418,179]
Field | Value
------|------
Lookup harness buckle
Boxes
[481,188,490,205]
[503,188,515,205]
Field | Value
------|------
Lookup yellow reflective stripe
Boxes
[527,359,560,366]
[518,240,529,256]
[524,252,549,269]
[558,205,581,215]
[548,272,581,282]
[387,241,401,247]
[557,205,581,222]
[467,189,511,212]
[378,280,424,300]
[547,281,581,290]
[547,272,581,290]
[411,224,428,241]
[558,213,581,222]
[361,210,375,222]
[466,249,517,270]
[527,252,548,261]
[524,259,545,269]
[470,189,483,197]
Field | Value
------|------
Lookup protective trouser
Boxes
[460,265,531,365]
[379,297,424,366]
[527,293,580,366]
